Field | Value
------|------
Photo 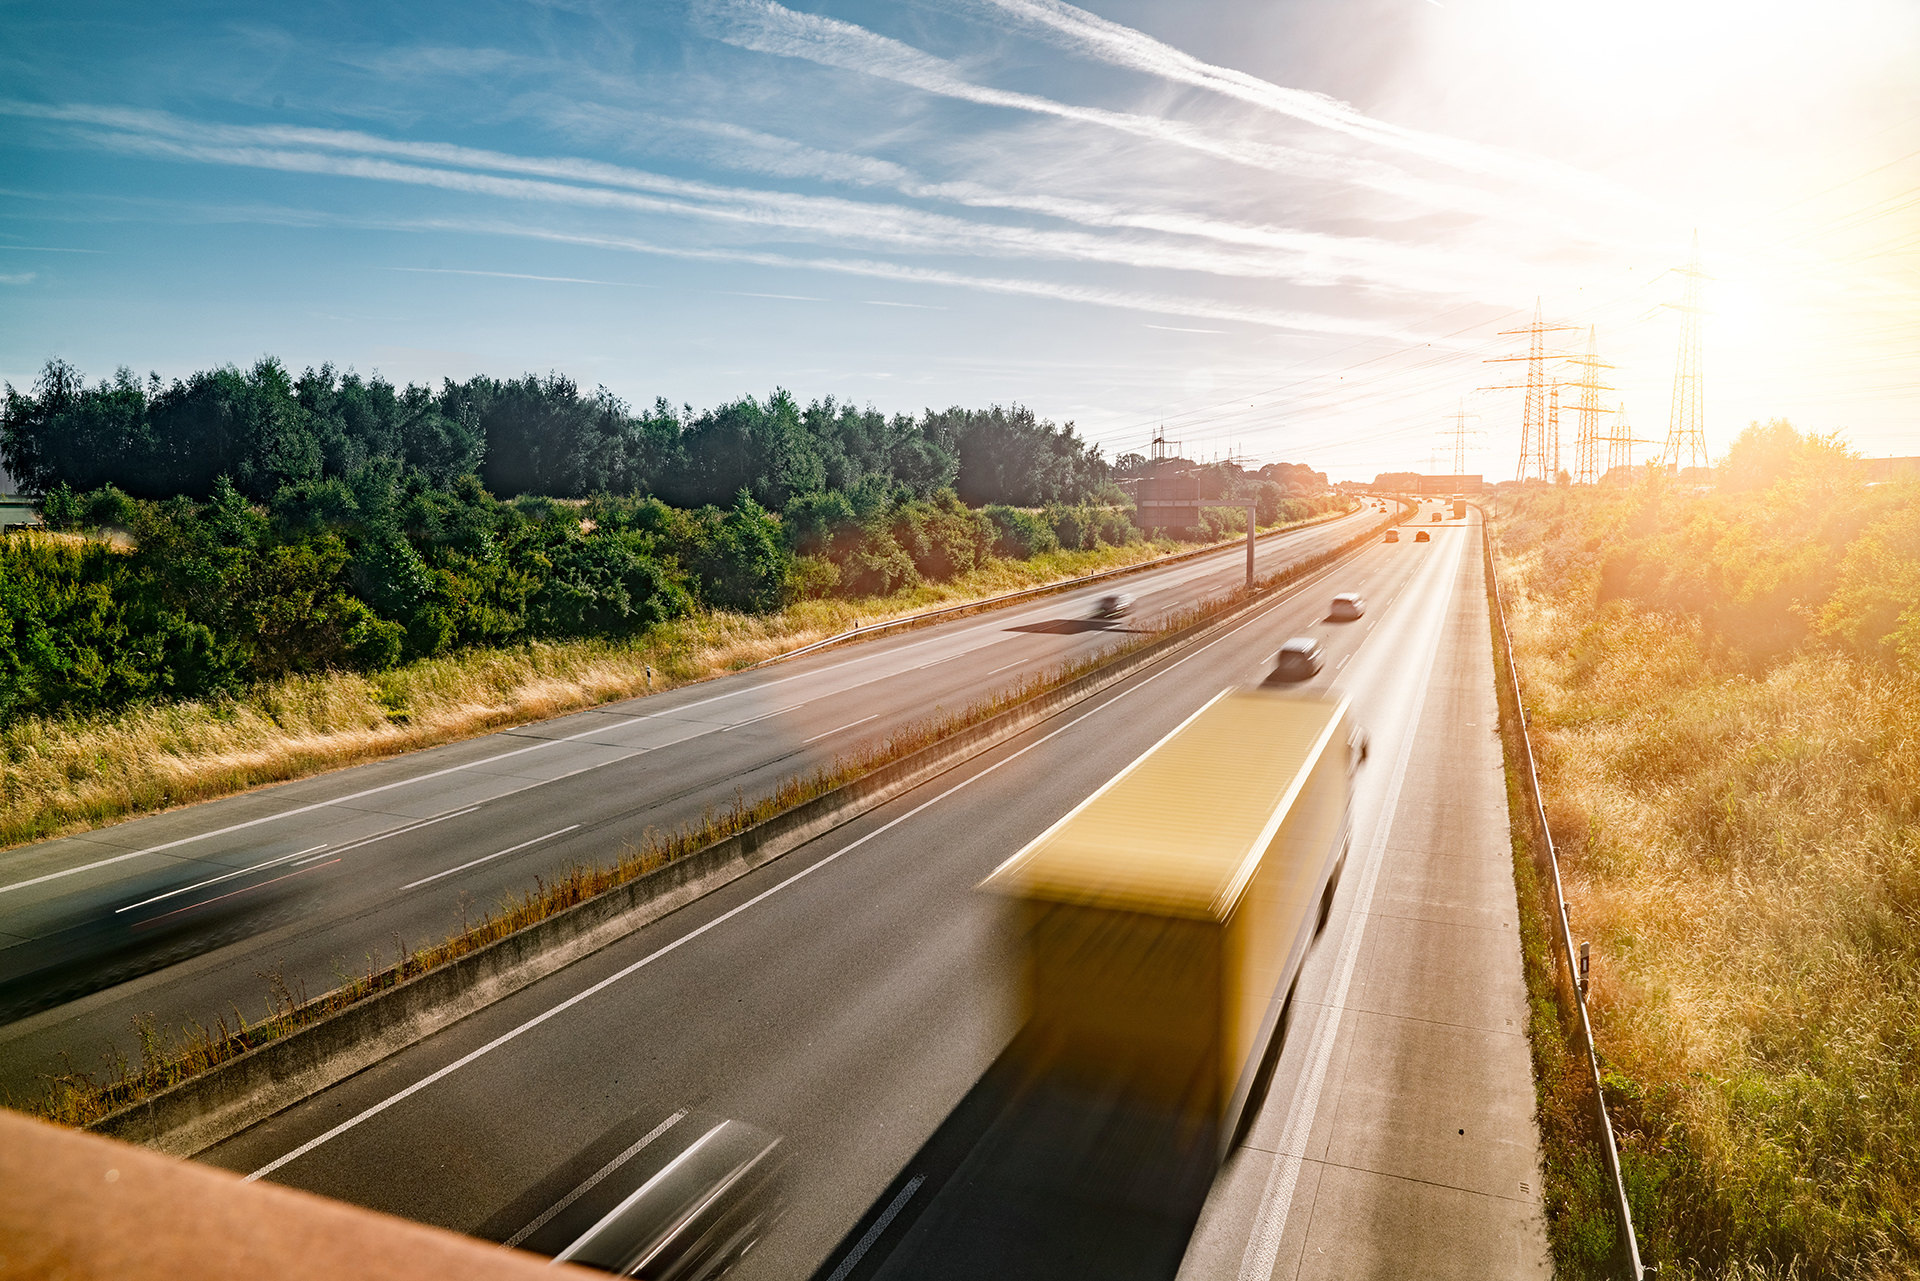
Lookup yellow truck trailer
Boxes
[980,689,1362,1158]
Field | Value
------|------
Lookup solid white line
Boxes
[1235,539,1453,1281]
[984,659,1028,676]
[114,844,330,914]
[803,715,878,745]
[245,541,1367,1183]
[400,826,581,891]
[502,1109,688,1250]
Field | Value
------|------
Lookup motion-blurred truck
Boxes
[981,690,1363,1156]
[1452,498,1466,519]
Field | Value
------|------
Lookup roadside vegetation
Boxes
[1492,422,1919,1278]
[0,356,1347,846]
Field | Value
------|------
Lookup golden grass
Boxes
[0,521,1342,851]
[1494,539,1920,1279]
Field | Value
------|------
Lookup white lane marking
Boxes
[803,714,878,745]
[324,806,482,858]
[504,1108,689,1250]
[292,851,336,867]
[114,844,330,914]
[552,1120,730,1265]
[828,1173,926,1281]
[4,519,1367,899]
[244,537,1369,1182]
[400,827,583,891]
[1235,531,1455,1281]
[719,704,806,732]
[984,659,1028,676]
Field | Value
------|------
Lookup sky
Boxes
[2,0,1916,482]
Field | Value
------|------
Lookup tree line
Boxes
[0,357,1345,721]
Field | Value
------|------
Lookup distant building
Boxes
[1860,456,1920,484]
[1417,474,1483,494]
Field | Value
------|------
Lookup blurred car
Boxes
[1266,637,1324,682]
[1329,593,1365,620]
[1384,529,1399,543]
[1414,530,1431,542]
[1430,512,1443,522]
[1091,592,1133,620]
[518,1115,787,1279]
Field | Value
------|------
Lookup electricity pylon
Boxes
[1442,400,1484,475]
[1548,385,1563,479]
[1567,326,1615,485]
[1600,402,1655,482]
[1661,232,1710,472]
[1484,298,1578,482]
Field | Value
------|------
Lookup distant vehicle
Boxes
[1384,529,1399,543]
[1414,530,1431,542]
[512,1114,787,1279]
[1451,498,1466,519]
[1091,592,1133,620]
[1267,637,1324,681]
[1329,593,1365,621]
[1430,511,1443,522]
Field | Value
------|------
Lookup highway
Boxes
[194,501,1549,1278]
[0,507,1379,1102]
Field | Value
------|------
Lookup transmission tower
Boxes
[1548,385,1563,479]
[1567,326,1616,485]
[1484,298,1577,482]
[1600,402,1655,482]
[1442,400,1484,475]
[1661,232,1710,473]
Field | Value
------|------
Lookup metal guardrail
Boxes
[1479,507,1647,1280]
[755,506,1382,668]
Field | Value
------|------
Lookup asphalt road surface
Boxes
[195,501,1547,1278]
[0,507,1379,1100]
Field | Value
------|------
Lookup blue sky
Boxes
[3,0,1916,481]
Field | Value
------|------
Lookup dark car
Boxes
[1329,593,1365,621]
[1091,592,1133,620]
[1266,637,1324,682]
[510,1114,787,1279]
[1430,511,1443,522]
[1384,529,1399,543]
[1414,530,1431,542]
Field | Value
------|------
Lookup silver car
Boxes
[1329,593,1365,621]
[1266,637,1324,682]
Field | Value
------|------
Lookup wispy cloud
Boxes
[411,215,1432,340]
[388,267,660,288]
[692,0,1525,220]
[966,0,1648,207]
[0,273,36,285]
[5,100,1509,297]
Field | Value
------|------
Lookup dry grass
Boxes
[0,521,1340,851]
[21,510,1376,1130]
[1495,540,1920,1279]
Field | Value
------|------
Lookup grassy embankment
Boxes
[1492,444,1918,1278]
[21,508,1380,1127]
[0,517,1340,853]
